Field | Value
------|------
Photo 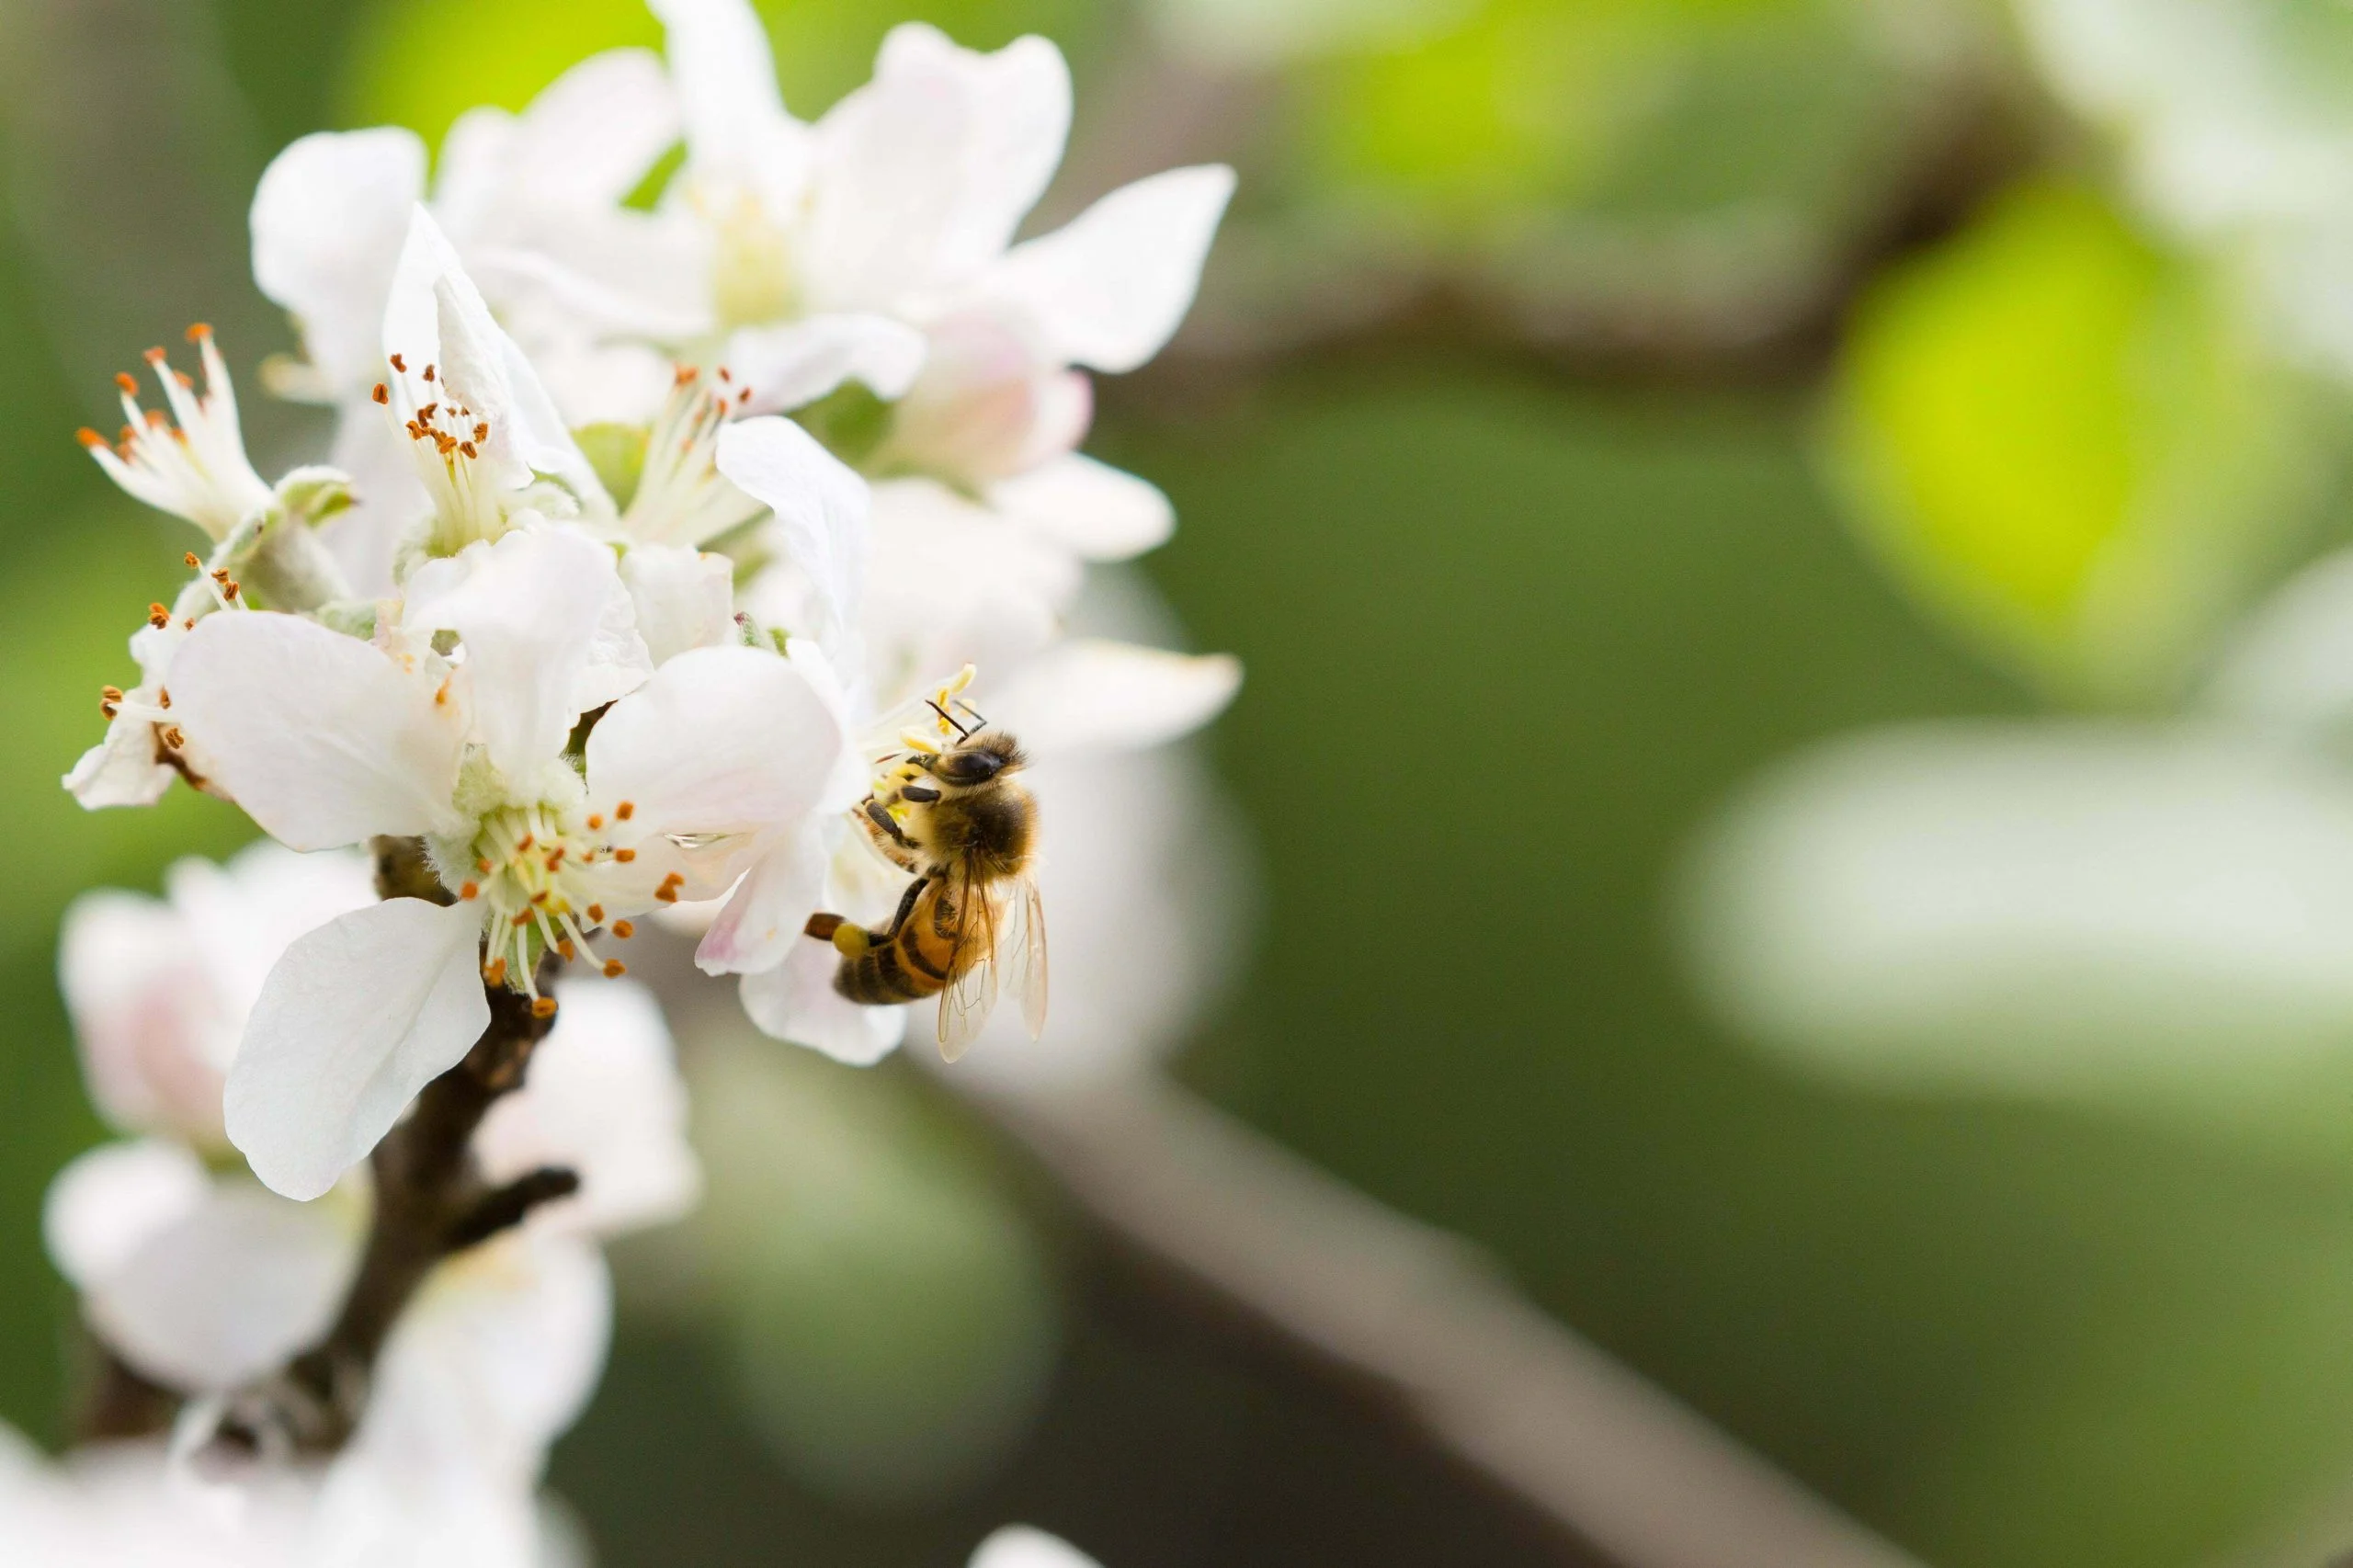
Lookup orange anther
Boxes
[186,323,211,342]
[613,847,636,863]
[76,427,106,449]
[459,881,479,900]
[147,603,170,628]
[530,997,557,1019]
[184,551,200,568]
[388,353,406,372]
[142,347,165,364]
[602,960,626,978]
[585,814,603,830]
[422,363,437,382]
[115,373,139,395]
[611,920,634,939]
[483,958,508,985]
[515,834,534,852]
[371,383,390,405]
[615,801,635,821]
[100,685,123,702]
[558,939,577,960]
[585,903,604,924]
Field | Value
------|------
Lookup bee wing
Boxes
[936,861,1000,1062]
[1006,874,1047,1040]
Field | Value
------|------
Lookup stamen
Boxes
[615,801,634,821]
[612,920,635,939]
[531,997,557,1020]
[602,960,627,978]
[459,881,479,900]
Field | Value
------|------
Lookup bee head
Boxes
[929,731,1025,787]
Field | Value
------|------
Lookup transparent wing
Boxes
[936,861,999,1062]
[1006,874,1047,1040]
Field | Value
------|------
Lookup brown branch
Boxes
[966,1074,1927,1568]
[77,837,574,1454]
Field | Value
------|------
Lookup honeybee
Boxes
[801,696,1048,1060]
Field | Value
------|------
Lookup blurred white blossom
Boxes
[1684,540,2353,1143]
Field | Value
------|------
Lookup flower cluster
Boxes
[44,1,1240,1560]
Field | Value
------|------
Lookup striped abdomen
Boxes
[835,880,965,1005]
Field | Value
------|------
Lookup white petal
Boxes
[714,417,871,658]
[970,1526,1104,1568]
[475,977,700,1237]
[620,544,736,666]
[59,891,231,1142]
[403,528,650,779]
[167,612,468,850]
[384,209,609,508]
[724,313,927,408]
[585,643,847,854]
[695,821,827,975]
[988,639,1241,756]
[980,165,1235,372]
[986,454,1173,561]
[316,397,428,598]
[855,480,1082,696]
[738,935,907,1065]
[85,1180,359,1391]
[63,726,176,811]
[43,1140,207,1291]
[166,844,383,1044]
[1685,722,2353,1106]
[818,27,1059,290]
[438,50,677,218]
[252,130,426,391]
[226,899,491,1201]
[649,0,811,212]
[363,1229,611,1480]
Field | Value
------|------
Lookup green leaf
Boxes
[1826,180,2328,703]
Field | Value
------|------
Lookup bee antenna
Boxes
[926,699,972,740]
[951,698,990,730]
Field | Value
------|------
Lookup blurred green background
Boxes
[14,1,2353,1565]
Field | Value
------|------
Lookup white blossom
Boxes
[63,334,356,812]
[161,526,845,1199]
[252,51,683,586]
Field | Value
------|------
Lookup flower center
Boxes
[710,194,800,331]
[452,801,669,1009]
[620,366,763,546]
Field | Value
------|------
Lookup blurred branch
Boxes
[1060,12,2035,403]
[975,1074,1929,1568]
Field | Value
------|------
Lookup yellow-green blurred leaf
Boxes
[1828,180,2325,702]
[342,0,1103,147]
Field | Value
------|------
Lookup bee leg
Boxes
[881,874,929,940]
[802,912,846,942]
[864,800,913,848]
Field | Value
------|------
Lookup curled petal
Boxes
[714,417,870,660]
[226,899,491,1200]
[252,129,426,392]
